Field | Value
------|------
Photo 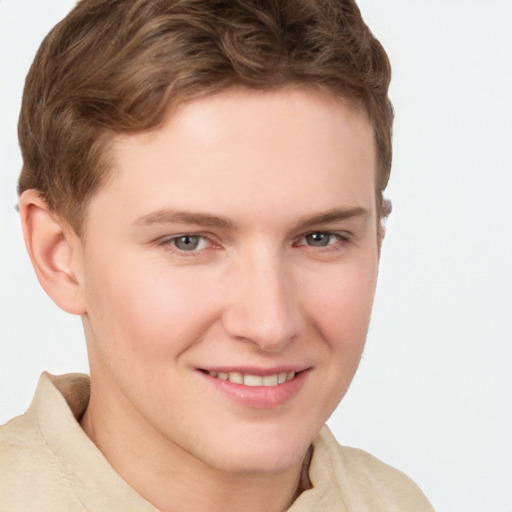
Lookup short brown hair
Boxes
[18,0,393,234]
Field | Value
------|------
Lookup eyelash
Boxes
[294,231,350,251]
[157,231,350,255]
[158,234,215,254]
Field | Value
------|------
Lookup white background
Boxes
[1,1,511,511]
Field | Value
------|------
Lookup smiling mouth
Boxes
[202,370,297,387]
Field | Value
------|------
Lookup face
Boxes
[76,87,380,475]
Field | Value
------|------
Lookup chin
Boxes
[214,451,304,475]
[202,426,314,475]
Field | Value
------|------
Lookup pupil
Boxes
[307,233,329,247]
[176,235,199,251]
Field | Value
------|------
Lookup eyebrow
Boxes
[297,207,369,228]
[134,206,368,230]
[134,209,235,229]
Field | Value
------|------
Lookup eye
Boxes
[305,232,333,247]
[299,232,344,248]
[294,231,349,250]
[166,234,211,252]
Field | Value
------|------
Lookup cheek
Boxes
[83,253,222,368]
[306,259,378,351]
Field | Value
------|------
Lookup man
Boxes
[0,0,433,510]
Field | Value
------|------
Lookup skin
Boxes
[20,87,381,512]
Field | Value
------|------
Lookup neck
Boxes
[80,379,311,512]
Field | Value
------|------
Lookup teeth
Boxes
[229,372,243,384]
[208,370,296,386]
[244,374,263,386]
[262,374,278,386]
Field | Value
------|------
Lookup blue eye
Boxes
[294,231,350,252]
[170,235,209,251]
[302,232,346,248]
[305,232,333,247]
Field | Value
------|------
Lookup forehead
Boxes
[113,86,374,154]
[91,87,377,230]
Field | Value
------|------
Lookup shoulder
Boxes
[0,406,42,448]
[339,444,432,503]
[306,426,435,511]
[0,374,88,511]
[0,396,56,471]
[0,415,77,511]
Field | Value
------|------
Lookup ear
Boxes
[378,198,391,255]
[378,223,386,254]
[18,190,86,315]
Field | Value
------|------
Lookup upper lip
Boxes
[198,365,311,376]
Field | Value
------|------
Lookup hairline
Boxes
[74,84,384,238]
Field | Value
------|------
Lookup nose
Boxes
[221,249,302,352]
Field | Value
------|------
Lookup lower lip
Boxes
[199,370,309,409]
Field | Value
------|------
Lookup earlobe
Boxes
[18,190,86,315]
